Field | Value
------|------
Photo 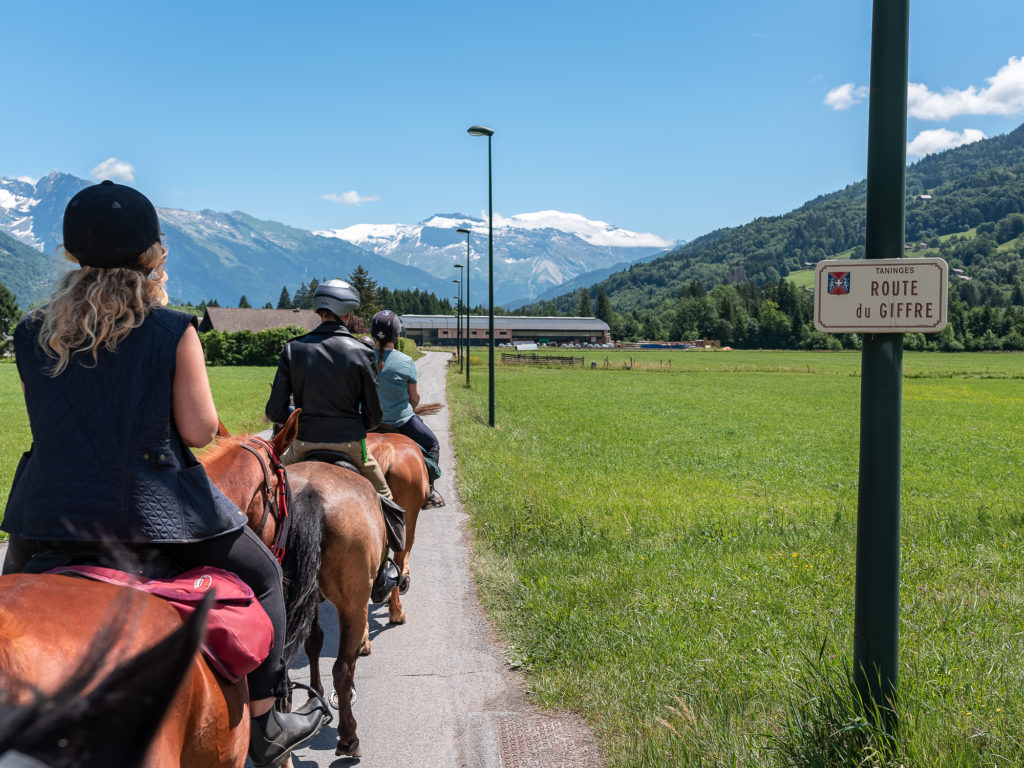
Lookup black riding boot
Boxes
[249,706,324,767]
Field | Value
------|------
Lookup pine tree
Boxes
[576,289,592,317]
[238,295,251,309]
[277,286,291,309]
[0,281,23,356]
[595,288,612,323]
[347,265,380,323]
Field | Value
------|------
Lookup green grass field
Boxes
[3,349,1024,766]
[447,349,1024,766]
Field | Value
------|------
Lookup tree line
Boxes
[526,278,1024,352]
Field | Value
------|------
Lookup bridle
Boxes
[237,436,292,563]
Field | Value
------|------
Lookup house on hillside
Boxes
[197,307,321,333]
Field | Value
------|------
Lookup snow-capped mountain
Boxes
[0,173,456,307]
[316,211,678,306]
[1,172,678,309]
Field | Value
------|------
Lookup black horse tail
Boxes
[279,485,325,666]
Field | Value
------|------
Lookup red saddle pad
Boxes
[49,564,273,683]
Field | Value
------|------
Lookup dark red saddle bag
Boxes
[48,564,273,682]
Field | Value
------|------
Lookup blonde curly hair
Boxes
[34,242,170,376]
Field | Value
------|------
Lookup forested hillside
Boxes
[0,229,63,309]
[524,123,1024,350]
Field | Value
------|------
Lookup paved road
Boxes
[284,351,602,768]
[1,351,603,768]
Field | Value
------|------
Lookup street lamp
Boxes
[456,228,471,388]
[452,278,462,372]
[467,124,495,427]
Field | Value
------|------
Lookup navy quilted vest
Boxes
[3,308,245,543]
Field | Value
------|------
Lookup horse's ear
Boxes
[272,408,301,456]
[216,420,230,438]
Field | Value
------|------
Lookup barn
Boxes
[400,315,611,346]
[197,307,321,334]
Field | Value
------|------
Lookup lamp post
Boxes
[452,278,462,372]
[467,124,495,427]
[456,227,471,388]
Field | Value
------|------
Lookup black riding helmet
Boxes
[63,180,161,268]
[370,310,402,343]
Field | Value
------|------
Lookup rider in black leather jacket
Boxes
[264,280,395,500]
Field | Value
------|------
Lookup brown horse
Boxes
[0,589,215,767]
[0,573,249,767]
[365,430,431,624]
[204,410,386,758]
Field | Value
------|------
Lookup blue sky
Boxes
[4,1,1024,244]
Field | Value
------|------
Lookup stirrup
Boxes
[422,489,445,509]
[290,681,333,727]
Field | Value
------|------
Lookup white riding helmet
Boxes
[313,279,360,318]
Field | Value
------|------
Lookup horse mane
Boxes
[0,591,212,768]
[414,402,444,417]
[197,435,244,465]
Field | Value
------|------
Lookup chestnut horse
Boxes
[204,410,386,758]
[365,430,431,624]
[0,590,215,767]
[0,573,248,767]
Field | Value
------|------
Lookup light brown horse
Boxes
[204,410,387,758]
[0,573,249,767]
[365,430,432,624]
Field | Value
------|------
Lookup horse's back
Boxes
[0,574,183,694]
[367,432,429,495]
[285,462,384,601]
[0,573,248,767]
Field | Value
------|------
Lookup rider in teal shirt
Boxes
[376,347,418,427]
[370,310,444,508]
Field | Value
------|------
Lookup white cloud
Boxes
[16,175,38,184]
[90,157,135,182]
[825,83,869,110]
[322,190,381,206]
[907,128,987,158]
[908,57,1024,120]
[827,57,1024,120]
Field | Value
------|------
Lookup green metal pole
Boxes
[854,0,909,714]
[487,134,495,428]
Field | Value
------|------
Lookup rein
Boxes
[237,436,292,563]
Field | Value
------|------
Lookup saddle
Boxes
[26,550,273,683]
[301,451,407,552]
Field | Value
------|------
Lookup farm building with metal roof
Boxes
[197,307,321,334]
[195,308,610,347]
[400,315,610,346]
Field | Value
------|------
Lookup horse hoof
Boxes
[336,738,361,757]
[389,611,406,625]
[358,641,372,656]
[399,573,411,594]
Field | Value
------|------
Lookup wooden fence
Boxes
[500,352,584,366]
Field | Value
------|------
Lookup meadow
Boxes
[3,349,1023,766]
[447,349,1024,766]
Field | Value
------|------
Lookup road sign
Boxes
[813,257,948,333]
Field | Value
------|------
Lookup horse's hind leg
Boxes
[333,604,367,757]
[304,614,325,698]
